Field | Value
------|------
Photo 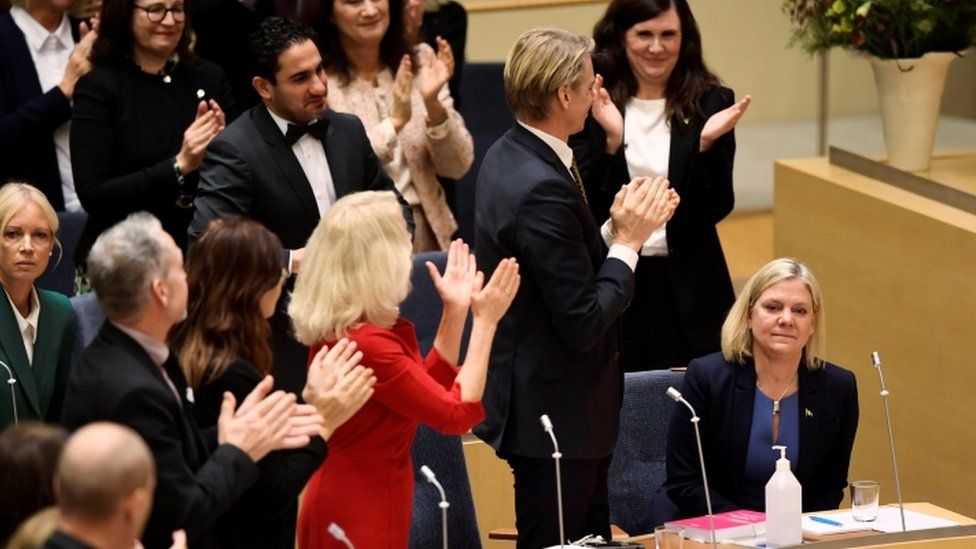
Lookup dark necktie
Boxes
[570,158,589,205]
[285,119,328,146]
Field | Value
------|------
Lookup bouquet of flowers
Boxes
[783,0,976,59]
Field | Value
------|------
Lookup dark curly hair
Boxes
[593,0,720,130]
[250,16,320,84]
[92,0,195,65]
[299,0,413,85]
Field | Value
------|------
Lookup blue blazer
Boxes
[664,352,859,517]
[0,12,76,209]
[0,287,76,430]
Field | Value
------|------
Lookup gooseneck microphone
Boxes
[327,522,354,549]
[420,465,450,549]
[871,351,906,532]
[540,414,567,549]
[0,360,18,426]
[667,387,716,549]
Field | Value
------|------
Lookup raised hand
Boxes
[700,94,751,152]
[426,239,481,313]
[403,0,423,44]
[471,258,521,326]
[303,339,363,405]
[314,363,376,440]
[217,376,299,462]
[176,100,222,174]
[591,74,623,153]
[416,37,453,126]
[391,55,413,133]
[59,21,97,100]
[609,176,679,251]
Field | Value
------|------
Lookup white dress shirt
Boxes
[267,108,337,217]
[3,286,40,365]
[10,7,81,211]
[517,121,638,272]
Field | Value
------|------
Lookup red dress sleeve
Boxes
[357,329,484,435]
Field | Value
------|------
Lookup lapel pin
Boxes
[682,117,690,125]
[805,408,813,418]
[185,387,195,404]
[196,89,206,99]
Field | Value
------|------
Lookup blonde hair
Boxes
[504,27,593,120]
[721,257,826,371]
[289,191,412,345]
[0,182,61,262]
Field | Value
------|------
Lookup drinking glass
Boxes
[654,525,684,549]
[850,480,880,522]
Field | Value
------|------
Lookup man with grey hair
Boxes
[45,422,160,549]
[61,213,321,549]
[474,27,679,547]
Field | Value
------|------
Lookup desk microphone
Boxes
[666,387,716,549]
[871,351,906,532]
[0,360,18,425]
[327,522,354,549]
[420,465,450,549]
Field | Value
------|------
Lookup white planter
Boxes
[869,51,957,172]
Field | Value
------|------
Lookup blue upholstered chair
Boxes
[608,369,685,536]
[69,291,103,361]
[37,210,88,297]
[403,251,482,549]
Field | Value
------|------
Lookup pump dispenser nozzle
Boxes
[772,445,790,471]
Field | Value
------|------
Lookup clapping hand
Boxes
[304,340,376,439]
[416,37,453,126]
[59,20,97,100]
[609,176,679,251]
[591,74,623,153]
[700,94,751,152]
[391,55,414,133]
[176,99,226,174]
[403,0,423,44]
[427,239,481,314]
[471,258,520,326]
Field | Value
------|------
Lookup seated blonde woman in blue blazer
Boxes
[0,183,75,430]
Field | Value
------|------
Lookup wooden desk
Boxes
[773,152,976,518]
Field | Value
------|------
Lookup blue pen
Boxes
[809,515,843,527]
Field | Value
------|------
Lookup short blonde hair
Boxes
[289,192,412,345]
[504,27,593,120]
[721,257,826,371]
[0,182,61,258]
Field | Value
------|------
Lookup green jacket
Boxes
[0,288,76,430]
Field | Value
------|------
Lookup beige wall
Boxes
[462,0,976,123]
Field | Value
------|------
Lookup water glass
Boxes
[850,480,880,522]
[654,525,684,549]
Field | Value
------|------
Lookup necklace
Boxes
[757,372,798,415]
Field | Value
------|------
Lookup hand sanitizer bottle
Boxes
[765,445,802,547]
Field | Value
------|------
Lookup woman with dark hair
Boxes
[0,422,67,546]
[169,217,376,549]
[300,0,472,252]
[69,0,235,267]
[574,0,751,370]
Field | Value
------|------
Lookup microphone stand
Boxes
[667,387,716,549]
[871,351,906,532]
[327,522,355,549]
[420,465,450,549]
[540,414,566,549]
[0,360,18,426]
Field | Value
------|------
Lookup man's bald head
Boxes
[56,423,156,523]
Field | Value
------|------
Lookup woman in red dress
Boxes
[290,191,520,549]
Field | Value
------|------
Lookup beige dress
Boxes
[325,44,474,251]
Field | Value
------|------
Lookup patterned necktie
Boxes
[570,158,589,205]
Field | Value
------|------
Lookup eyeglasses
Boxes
[134,3,186,23]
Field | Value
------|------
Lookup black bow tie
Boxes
[284,119,328,146]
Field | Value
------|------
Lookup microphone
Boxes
[871,351,906,532]
[420,465,450,549]
[327,522,354,549]
[0,360,18,426]
[667,387,716,549]
[539,414,569,549]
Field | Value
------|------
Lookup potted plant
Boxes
[783,0,976,171]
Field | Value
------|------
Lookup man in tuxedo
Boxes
[190,17,407,396]
[61,213,317,549]
[473,27,679,548]
[45,422,160,549]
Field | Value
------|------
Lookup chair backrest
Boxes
[401,251,482,548]
[70,292,104,361]
[608,369,685,535]
[36,210,88,297]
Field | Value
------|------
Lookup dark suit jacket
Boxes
[473,123,634,460]
[60,322,258,549]
[0,12,78,210]
[664,352,859,517]
[572,87,737,355]
[0,287,75,429]
[42,530,92,549]
[190,104,408,395]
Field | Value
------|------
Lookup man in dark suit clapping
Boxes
[190,17,408,396]
[473,27,679,548]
